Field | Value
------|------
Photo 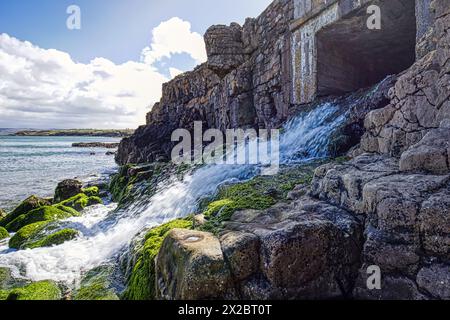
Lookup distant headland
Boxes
[12,129,134,138]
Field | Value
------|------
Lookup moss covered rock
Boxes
[200,166,315,234]
[0,267,29,294]
[0,195,51,228]
[6,206,77,232]
[54,179,83,203]
[60,193,102,211]
[8,221,50,249]
[25,229,79,250]
[0,226,9,240]
[6,280,62,300]
[82,186,99,197]
[74,266,119,300]
[122,218,193,300]
[9,221,79,250]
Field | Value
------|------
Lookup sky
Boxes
[0,0,273,129]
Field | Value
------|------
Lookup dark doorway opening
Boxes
[316,0,416,96]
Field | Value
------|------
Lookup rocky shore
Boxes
[72,142,120,149]
[114,0,449,300]
[0,0,448,301]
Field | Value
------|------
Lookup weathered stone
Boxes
[400,128,450,174]
[417,264,450,299]
[54,179,83,203]
[155,229,236,300]
[220,231,260,282]
[310,154,399,214]
[223,197,363,299]
[419,188,450,258]
[205,23,245,77]
[354,273,426,300]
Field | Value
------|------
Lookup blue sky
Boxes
[0,0,273,129]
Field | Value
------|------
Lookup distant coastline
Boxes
[11,129,134,138]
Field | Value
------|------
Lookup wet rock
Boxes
[223,197,363,299]
[155,229,236,300]
[54,179,83,203]
[220,231,260,282]
[417,264,450,299]
[0,195,51,229]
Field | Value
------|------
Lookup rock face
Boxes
[155,229,236,300]
[117,0,294,165]
[149,0,450,301]
[54,179,83,203]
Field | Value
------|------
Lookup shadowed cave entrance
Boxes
[316,0,417,96]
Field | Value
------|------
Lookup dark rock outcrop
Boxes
[54,179,83,203]
[120,0,449,301]
[117,0,294,165]
[72,142,119,149]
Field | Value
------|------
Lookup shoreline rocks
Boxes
[72,142,120,149]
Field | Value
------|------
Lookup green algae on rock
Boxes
[0,195,51,228]
[60,193,102,211]
[73,266,119,300]
[6,280,62,300]
[5,206,77,232]
[199,165,317,234]
[82,186,100,197]
[25,229,79,250]
[122,218,193,300]
[8,221,50,249]
[9,221,79,250]
[0,227,9,240]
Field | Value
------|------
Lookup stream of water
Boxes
[0,102,347,287]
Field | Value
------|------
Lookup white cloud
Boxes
[140,17,207,67]
[169,67,184,79]
[0,33,169,129]
[0,17,208,129]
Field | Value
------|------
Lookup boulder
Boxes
[223,198,363,299]
[155,229,236,300]
[417,264,450,300]
[0,227,9,240]
[6,280,61,301]
[205,23,245,77]
[399,128,450,174]
[54,179,83,203]
[0,195,51,228]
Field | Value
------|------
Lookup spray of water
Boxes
[0,103,347,285]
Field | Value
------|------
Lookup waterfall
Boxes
[0,102,347,285]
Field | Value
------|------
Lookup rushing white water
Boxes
[0,103,347,286]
